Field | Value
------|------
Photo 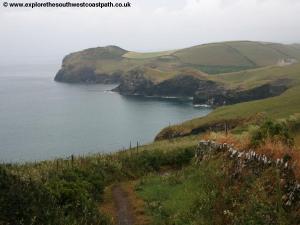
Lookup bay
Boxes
[0,63,211,162]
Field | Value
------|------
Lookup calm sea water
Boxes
[0,63,211,162]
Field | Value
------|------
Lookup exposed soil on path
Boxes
[112,184,134,225]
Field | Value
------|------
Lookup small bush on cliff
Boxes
[250,120,294,147]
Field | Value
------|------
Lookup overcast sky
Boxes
[0,0,300,64]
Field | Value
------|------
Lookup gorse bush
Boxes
[0,166,109,225]
[250,120,294,147]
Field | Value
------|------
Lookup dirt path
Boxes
[112,184,134,225]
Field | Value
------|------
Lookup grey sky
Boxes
[0,0,299,64]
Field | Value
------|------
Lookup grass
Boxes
[226,41,288,66]
[212,62,300,90]
[174,42,255,66]
[193,65,256,75]
[100,185,117,224]
[123,50,177,59]
[5,134,200,183]
[136,164,223,225]
[136,153,296,225]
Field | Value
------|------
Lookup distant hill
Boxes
[54,41,300,104]
[55,41,300,84]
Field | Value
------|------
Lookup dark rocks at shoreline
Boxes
[193,81,289,106]
[112,70,219,98]
[55,66,289,107]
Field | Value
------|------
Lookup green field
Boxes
[123,50,177,59]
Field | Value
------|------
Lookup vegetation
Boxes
[0,136,198,225]
[0,165,110,225]
[56,41,300,84]
[1,116,300,225]
[250,120,294,147]
[135,116,300,225]
[136,155,296,225]
[124,115,299,224]
[2,115,300,224]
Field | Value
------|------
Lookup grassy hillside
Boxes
[56,41,300,84]
[2,127,300,224]
[123,41,300,68]
[175,42,255,66]
[211,61,300,89]
[0,135,199,225]
[156,63,300,139]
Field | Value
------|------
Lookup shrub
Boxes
[286,113,300,132]
[250,120,294,147]
[0,166,110,225]
[0,167,61,225]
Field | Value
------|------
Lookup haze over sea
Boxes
[0,61,211,162]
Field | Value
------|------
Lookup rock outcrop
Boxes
[113,69,220,97]
[193,81,289,106]
[54,45,127,83]
[55,67,122,84]
[113,70,289,106]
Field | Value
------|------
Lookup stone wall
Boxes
[195,140,300,209]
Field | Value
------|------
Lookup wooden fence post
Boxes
[71,154,74,168]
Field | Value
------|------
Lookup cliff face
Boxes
[193,81,289,106]
[54,45,127,83]
[112,70,154,95]
[55,63,289,107]
[113,68,288,107]
[113,70,220,97]
[55,67,122,84]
